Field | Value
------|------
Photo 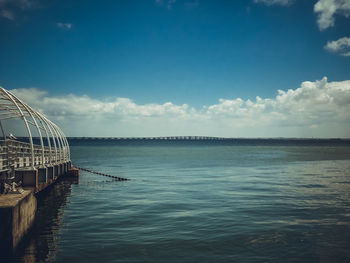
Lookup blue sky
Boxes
[1,0,350,137]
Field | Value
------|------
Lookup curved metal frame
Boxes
[0,87,70,168]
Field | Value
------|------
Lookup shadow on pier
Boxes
[9,177,77,263]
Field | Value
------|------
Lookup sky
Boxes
[0,0,350,137]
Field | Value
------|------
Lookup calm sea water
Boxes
[12,140,350,263]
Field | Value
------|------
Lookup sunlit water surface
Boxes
[12,140,350,263]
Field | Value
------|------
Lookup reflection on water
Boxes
[13,178,77,263]
[7,143,350,263]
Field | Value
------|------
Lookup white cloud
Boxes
[0,0,36,20]
[185,0,199,9]
[16,0,36,9]
[56,22,72,30]
[314,0,350,30]
[253,0,294,6]
[6,77,350,138]
[0,9,14,20]
[325,37,350,56]
[155,0,177,9]
[0,0,36,9]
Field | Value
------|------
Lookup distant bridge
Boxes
[66,137,350,146]
[68,136,228,141]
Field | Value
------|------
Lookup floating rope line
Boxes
[76,166,129,181]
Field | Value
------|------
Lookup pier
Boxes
[0,139,71,192]
[0,87,74,256]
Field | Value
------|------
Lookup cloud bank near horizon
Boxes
[7,77,350,138]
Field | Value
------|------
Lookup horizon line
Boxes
[64,136,350,140]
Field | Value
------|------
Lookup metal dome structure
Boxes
[0,87,71,192]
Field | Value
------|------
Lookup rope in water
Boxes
[76,166,129,181]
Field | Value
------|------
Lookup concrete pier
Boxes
[0,190,37,255]
[12,161,72,193]
[0,87,75,258]
[0,164,78,258]
[0,164,79,255]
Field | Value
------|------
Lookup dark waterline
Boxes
[11,140,350,263]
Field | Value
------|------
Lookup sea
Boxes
[10,139,350,263]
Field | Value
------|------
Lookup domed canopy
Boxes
[0,87,70,169]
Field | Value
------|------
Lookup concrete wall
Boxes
[12,191,37,249]
[0,190,37,255]
[0,162,74,257]
[19,170,38,188]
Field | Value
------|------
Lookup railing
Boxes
[0,139,69,171]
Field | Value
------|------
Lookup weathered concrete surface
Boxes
[0,190,37,255]
[18,170,38,188]
[47,166,54,180]
[38,167,48,183]
[0,162,75,258]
